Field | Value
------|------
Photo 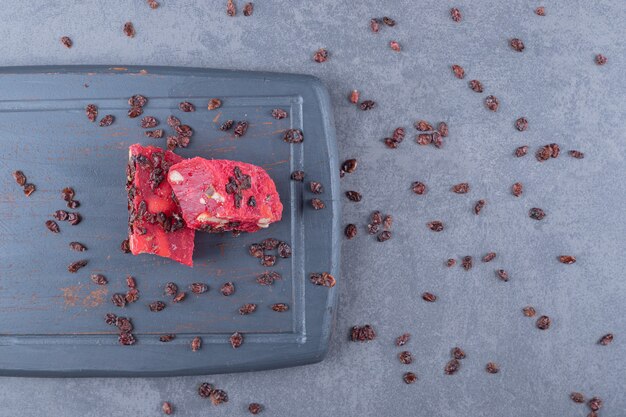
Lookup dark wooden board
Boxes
[0,66,339,376]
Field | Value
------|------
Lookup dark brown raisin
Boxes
[45,220,60,233]
[210,389,228,405]
[160,334,176,342]
[515,146,529,157]
[206,98,222,110]
[536,145,552,161]
[350,325,376,342]
[90,274,108,285]
[398,351,413,364]
[219,120,234,131]
[243,2,254,16]
[558,255,576,264]
[313,48,329,63]
[229,331,243,348]
[239,303,257,315]
[111,293,127,307]
[262,238,280,250]
[367,223,379,235]
[277,241,292,258]
[479,253,496,263]
[451,64,465,79]
[411,181,426,195]
[128,107,143,118]
[432,132,443,148]
[342,159,358,174]
[179,101,195,112]
[422,292,437,302]
[125,289,139,303]
[164,282,178,296]
[190,283,208,294]
[23,183,36,196]
[549,143,560,158]
[248,403,263,414]
[445,359,460,375]
[12,170,27,186]
[598,333,613,346]
[283,128,303,143]
[125,275,136,289]
[149,301,166,312]
[345,191,362,202]
[536,315,551,330]
[474,199,486,214]
[427,221,444,232]
[396,333,410,346]
[85,104,97,122]
[510,38,525,52]
[462,256,473,271]
[226,0,236,16]
[162,402,173,415]
[359,100,376,111]
[414,120,433,131]
[290,170,305,181]
[191,336,202,352]
[61,187,75,201]
[271,303,289,312]
[61,36,73,48]
[450,7,462,22]
[121,239,131,253]
[535,6,545,16]
[383,215,392,230]
[377,231,392,242]
[67,200,80,209]
[115,317,133,333]
[446,258,456,267]
[486,362,499,373]
[496,269,509,282]
[220,282,235,296]
[99,115,114,126]
[69,242,87,252]
[569,150,584,159]
[403,372,417,384]
[515,117,528,131]
[485,95,499,111]
[570,392,584,403]
[166,115,180,127]
[529,207,545,220]
[104,313,117,325]
[123,22,135,37]
[118,332,136,346]
[261,255,276,267]
[469,80,483,93]
[512,182,523,197]
[311,198,325,210]
[452,347,466,360]
[382,16,396,26]
[452,182,470,193]
[68,259,88,273]
[595,54,607,65]
[588,397,603,411]
[198,382,214,398]
[147,0,159,8]
[140,116,158,128]
[345,224,357,239]
[370,18,380,33]
[522,306,536,317]
[416,133,432,145]
[249,243,264,258]
[310,181,324,194]
[371,211,382,225]
[128,95,147,107]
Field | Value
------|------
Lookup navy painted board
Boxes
[0,66,339,376]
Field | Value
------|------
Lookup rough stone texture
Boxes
[0,1,624,416]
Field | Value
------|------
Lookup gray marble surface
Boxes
[0,0,624,415]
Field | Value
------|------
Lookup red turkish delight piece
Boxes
[126,144,195,266]
[167,158,283,233]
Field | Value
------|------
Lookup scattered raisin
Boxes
[427,221,444,232]
[149,301,166,312]
[164,282,178,296]
[422,292,437,302]
[271,108,288,119]
[190,283,209,294]
[595,54,607,65]
[290,170,305,181]
[598,333,613,346]
[210,389,228,405]
[412,181,426,195]
[482,252,496,262]
[248,403,263,414]
[118,332,136,346]
[485,95,499,111]
[522,306,536,317]
[558,255,576,264]
[283,128,303,143]
[172,292,186,303]
[536,315,551,330]
[377,231,391,242]
[68,259,88,273]
[99,115,114,127]
[45,220,60,233]
[191,336,202,352]
[90,274,108,285]
[277,241,292,258]
[309,272,336,287]
[129,95,147,107]
[446,258,456,267]
[160,334,176,342]
[226,0,236,16]
[179,101,195,112]
[345,224,357,239]
[198,382,214,398]
[121,239,131,253]
[370,18,380,33]
[416,133,432,145]
[123,22,135,38]
[220,282,235,296]
[166,115,180,127]
[510,38,525,52]
[85,104,97,122]
[359,100,376,111]
[382,16,395,26]
[398,351,413,364]
[414,120,432,131]
[262,238,280,250]
[342,159,358,174]
[310,181,324,194]
[125,289,139,303]
[61,36,73,48]
[515,146,529,157]
[450,7,462,22]
[452,183,470,194]
[147,0,159,9]
[512,182,523,197]
[271,303,289,312]
[469,80,483,93]
[474,199,486,214]
[162,402,173,415]
[219,120,234,131]
[588,397,603,411]
[349,90,360,104]
[396,333,410,346]
[529,207,546,220]
[229,332,243,348]
[243,2,254,16]
[140,116,158,128]
[403,372,417,384]
[104,313,117,325]
[451,64,465,79]
[350,325,376,342]
[462,256,473,271]
[496,269,509,282]
[515,117,528,131]
[569,150,584,159]
[313,48,328,63]
[389,41,401,52]
[239,303,257,315]
[69,242,87,252]
[111,293,126,307]
[452,347,466,360]
[535,7,545,16]
[486,362,499,373]
[311,198,325,210]
[570,392,584,403]
[445,359,460,375]
[248,244,264,258]
[345,191,362,201]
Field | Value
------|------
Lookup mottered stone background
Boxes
[0,0,624,416]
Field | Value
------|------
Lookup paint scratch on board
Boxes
[60,285,81,307]
[212,111,222,124]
